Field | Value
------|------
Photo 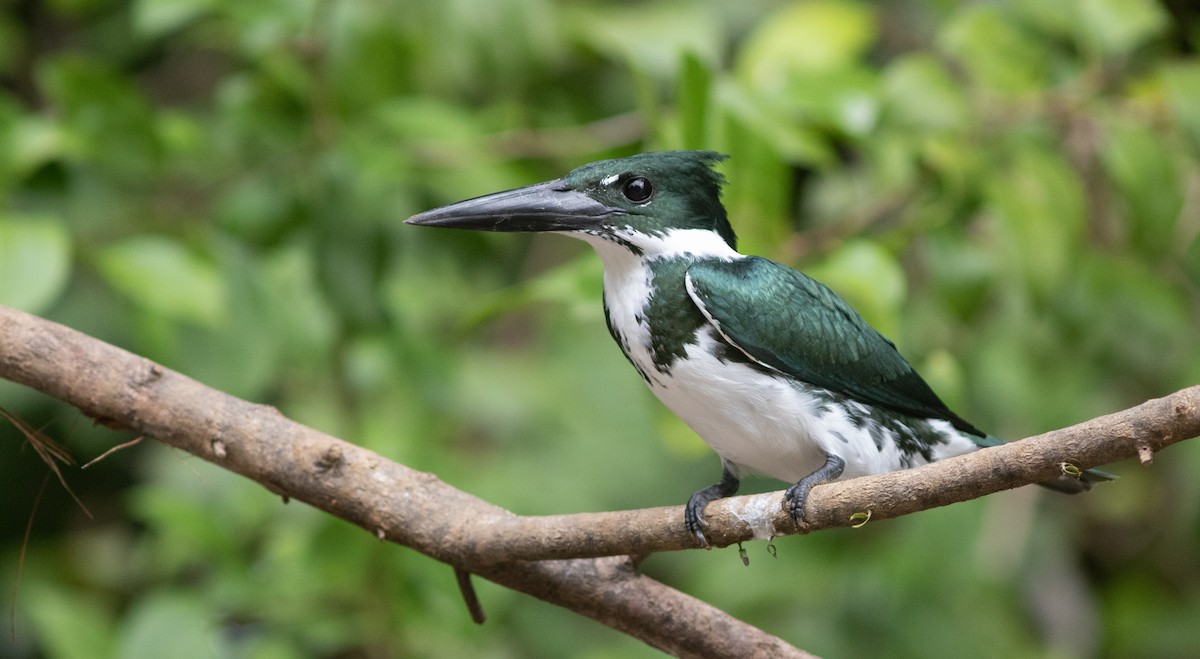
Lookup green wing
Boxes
[685,257,982,436]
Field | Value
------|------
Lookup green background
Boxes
[2,0,1200,656]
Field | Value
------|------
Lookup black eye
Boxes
[622,176,653,203]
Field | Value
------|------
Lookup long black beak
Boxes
[405,179,617,233]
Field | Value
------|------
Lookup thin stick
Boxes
[454,568,487,625]
[82,436,145,469]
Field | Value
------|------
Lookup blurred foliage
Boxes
[2,0,1199,657]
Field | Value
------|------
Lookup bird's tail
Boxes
[974,434,1117,494]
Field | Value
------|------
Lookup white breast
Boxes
[645,330,977,480]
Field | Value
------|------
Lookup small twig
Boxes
[454,568,487,625]
[11,473,49,641]
[82,436,145,469]
[0,406,91,518]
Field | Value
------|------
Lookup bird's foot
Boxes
[684,491,717,548]
[783,454,845,527]
[684,466,740,549]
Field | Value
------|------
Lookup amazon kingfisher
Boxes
[406,151,1111,546]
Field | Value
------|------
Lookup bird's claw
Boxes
[684,505,712,549]
[684,466,741,550]
[783,453,845,530]
[783,487,810,530]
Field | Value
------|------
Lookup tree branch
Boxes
[4,303,1198,656]
[460,384,1200,562]
[0,304,811,659]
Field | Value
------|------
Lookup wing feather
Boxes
[684,257,982,436]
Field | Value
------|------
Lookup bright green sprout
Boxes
[850,510,872,528]
[1060,462,1083,477]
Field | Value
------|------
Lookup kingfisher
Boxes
[406,151,1111,546]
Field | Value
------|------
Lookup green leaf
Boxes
[1006,0,1078,40]
[260,244,337,358]
[564,2,721,78]
[717,82,834,166]
[1163,62,1200,149]
[1065,253,1193,384]
[734,2,881,137]
[24,584,117,659]
[1072,0,1167,57]
[95,236,226,327]
[8,115,70,178]
[1101,119,1182,254]
[0,215,72,313]
[214,175,292,243]
[132,0,216,39]
[715,122,796,251]
[738,0,876,90]
[677,50,713,150]
[939,6,1049,94]
[919,349,967,412]
[882,54,969,131]
[986,142,1086,296]
[925,232,995,321]
[116,592,231,659]
[37,56,160,178]
[1006,0,1167,57]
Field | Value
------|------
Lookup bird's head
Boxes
[405,151,737,252]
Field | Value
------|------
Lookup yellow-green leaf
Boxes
[96,236,225,327]
[0,215,72,313]
[738,0,875,91]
